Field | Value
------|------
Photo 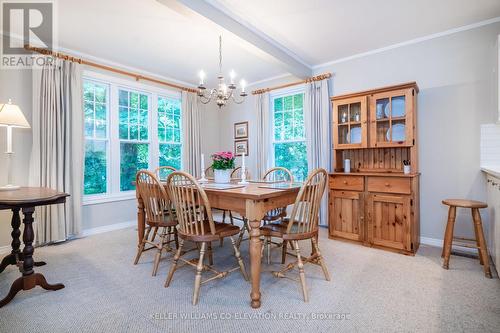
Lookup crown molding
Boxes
[56,46,197,88]
[247,73,293,88]
[313,16,500,69]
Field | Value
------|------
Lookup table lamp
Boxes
[0,99,30,190]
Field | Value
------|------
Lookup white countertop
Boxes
[481,166,500,179]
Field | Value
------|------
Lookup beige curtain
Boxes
[255,92,270,179]
[181,91,202,177]
[30,57,84,245]
[304,78,331,226]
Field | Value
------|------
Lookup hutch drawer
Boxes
[330,175,364,191]
[367,176,411,194]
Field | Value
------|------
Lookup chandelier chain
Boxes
[218,35,222,75]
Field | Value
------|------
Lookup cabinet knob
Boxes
[343,180,348,184]
[385,182,390,187]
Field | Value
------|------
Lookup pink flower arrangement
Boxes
[211,151,235,170]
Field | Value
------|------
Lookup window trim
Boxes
[270,87,307,181]
[82,70,182,205]
[83,79,111,198]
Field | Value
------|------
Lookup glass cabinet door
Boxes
[370,89,413,147]
[333,96,367,149]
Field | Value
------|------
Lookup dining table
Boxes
[136,180,301,308]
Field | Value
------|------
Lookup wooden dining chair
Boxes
[204,165,214,178]
[259,167,294,262]
[230,166,251,180]
[134,170,178,276]
[235,167,294,250]
[155,165,177,181]
[220,166,253,247]
[260,168,330,302]
[164,171,248,305]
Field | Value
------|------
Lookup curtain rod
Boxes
[25,45,198,93]
[251,73,332,95]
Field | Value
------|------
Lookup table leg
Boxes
[137,191,145,246]
[1,207,47,275]
[0,208,21,273]
[0,207,64,308]
[248,217,262,308]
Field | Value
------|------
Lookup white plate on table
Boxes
[202,183,246,190]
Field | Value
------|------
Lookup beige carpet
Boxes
[0,226,499,333]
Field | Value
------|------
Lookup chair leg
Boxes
[193,242,207,305]
[472,208,492,278]
[311,237,331,281]
[152,228,168,276]
[150,226,159,243]
[266,236,271,264]
[237,225,245,249]
[165,227,172,252]
[208,241,214,266]
[294,240,309,302]
[230,236,248,281]
[165,239,184,287]
[442,206,456,269]
[152,245,163,277]
[134,227,151,265]
[281,240,287,264]
[173,228,179,249]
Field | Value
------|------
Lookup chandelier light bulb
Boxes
[240,79,246,93]
[230,70,236,84]
[198,70,205,85]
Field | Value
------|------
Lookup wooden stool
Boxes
[442,199,492,278]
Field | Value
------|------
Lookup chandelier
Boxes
[197,35,247,108]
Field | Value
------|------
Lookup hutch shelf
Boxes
[329,82,420,255]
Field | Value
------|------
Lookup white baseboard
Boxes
[81,220,136,237]
[420,236,477,254]
[0,221,135,253]
[0,245,10,255]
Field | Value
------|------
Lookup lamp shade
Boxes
[0,99,30,128]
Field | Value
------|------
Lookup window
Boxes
[83,81,109,195]
[119,89,150,191]
[82,72,182,203]
[158,96,182,171]
[272,92,308,181]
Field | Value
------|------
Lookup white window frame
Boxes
[82,79,111,203]
[82,70,181,205]
[270,87,307,177]
[157,94,183,170]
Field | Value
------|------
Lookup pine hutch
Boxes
[329,82,420,255]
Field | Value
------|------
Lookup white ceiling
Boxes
[217,0,500,65]
[57,0,284,86]
[56,0,500,86]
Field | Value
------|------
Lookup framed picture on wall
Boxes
[234,139,249,156]
[234,121,248,139]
